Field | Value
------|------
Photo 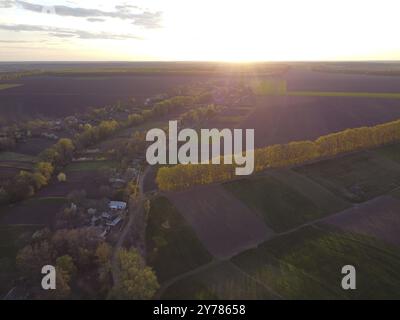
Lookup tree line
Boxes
[156,119,400,191]
[16,227,158,299]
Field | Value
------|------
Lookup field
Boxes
[13,138,54,156]
[162,261,278,300]
[0,84,21,91]
[167,185,273,258]
[160,140,400,299]
[0,74,201,119]
[224,174,341,232]
[64,160,117,172]
[0,152,37,163]
[37,169,110,199]
[323,195,400,247]
[146,196,212,283]
[295,151,400,202]
[0,197,67,225]
[288,91,400,99]
[284,67,400,93]
[231,226,400,299]
[241,95,400,148]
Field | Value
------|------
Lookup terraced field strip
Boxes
[0,84,21,91]
[231,225,400,299]
[168,185,273,259]
[288,91,400,99]
[267,168,350,213]
[161,261,280,300]
[294,150,400,203]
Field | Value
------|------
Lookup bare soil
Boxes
[323,195,400,247]
[167,185,274,259]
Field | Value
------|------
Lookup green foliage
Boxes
[180,104,224,125]
[110,248,159,300]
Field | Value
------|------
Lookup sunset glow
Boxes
[0,0,400,61]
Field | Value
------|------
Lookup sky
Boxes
[0,0,400,62]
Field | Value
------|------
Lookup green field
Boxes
[0,197,67,223]
[162,261,278,300]
[223,176,328,232]
[0,84,22,91]
[0,152,38,163]
[268,169,350,213]
[231,226,400,299]
[64,160,117,172]
[372,143,400,163]
[146,196,212,282]
[295,151,400,202]
[288,91,400,99]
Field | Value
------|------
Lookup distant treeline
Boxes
[156,119,400,191]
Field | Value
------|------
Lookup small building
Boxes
[107,216,123,227]
[87,208,97,215]
[109,201,127,211]
[101,212,112,219]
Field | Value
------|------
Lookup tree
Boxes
[56,255,77,280]
[110,248,159,300]
[16,241,54,280]
[55,138,75,164]
[36,162,54,180]
[58,172,67,182]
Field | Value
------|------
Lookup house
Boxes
[109,201,127,211]
[101,212,112,219]
[106,216,123,227]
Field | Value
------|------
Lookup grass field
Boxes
[162,261,278,300]
[0,197,67,225]
[231,226,400,299]
[64,160,117,172]
[372,143,400,163]
[0,84,21,91]
[295,151,400,202]
[288,91,400,99]
[223,176,327,232]
[267,169,350,214]
[0,152,37,163]
[146,196,212,283]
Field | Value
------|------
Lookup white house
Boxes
[108,201,127,211]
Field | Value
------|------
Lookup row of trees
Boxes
[156,119,400,191]
[180,104,224,125]
[1,138,74,204]
[75,120,119,148]
[0,161,54,203]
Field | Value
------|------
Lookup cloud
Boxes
[0,23,142,40]
[13,0,162,28]
[0,39,32,43]
[87,18,105,23]
[0,0,13,8]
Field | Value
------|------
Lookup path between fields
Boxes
[111,166,150,286]
[159,194,380,298]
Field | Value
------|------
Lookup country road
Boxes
[111,166,151,286]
